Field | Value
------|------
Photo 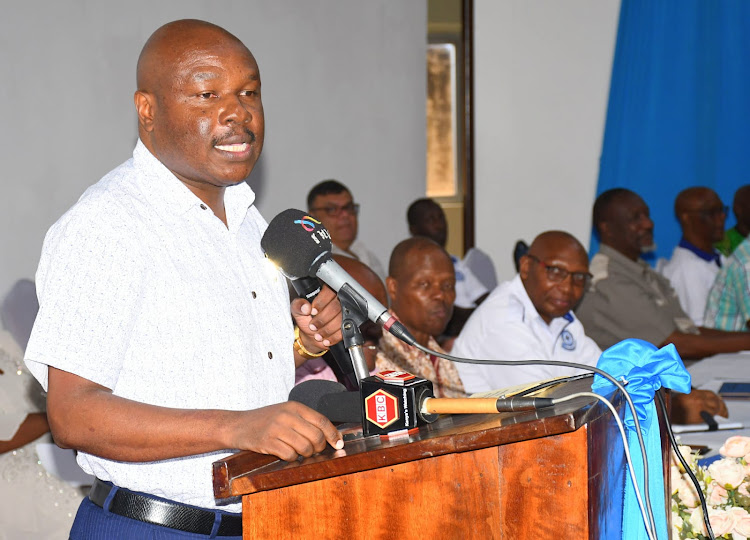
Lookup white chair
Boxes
[463,247,498,292]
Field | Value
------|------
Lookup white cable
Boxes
[551,392,657,540]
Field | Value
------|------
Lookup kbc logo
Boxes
[364,389,399,429]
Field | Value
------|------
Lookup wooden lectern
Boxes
[213,377,668,539]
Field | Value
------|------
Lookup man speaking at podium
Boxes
[24,19,343,539]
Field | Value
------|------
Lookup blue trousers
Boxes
[69,496,242,540]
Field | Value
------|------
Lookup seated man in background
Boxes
[451,231,601,393]
[576,188,750,360]
[307,179,386,278]
[295,255,387,386]
[376,237,466,398]
[704,236,750,331]
[407,198,490,309]
[454,227,725,424]
[717,184,750,256]
[660,186,726,325]
[407,198,494,344]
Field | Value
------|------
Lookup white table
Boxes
[675,352,750,457]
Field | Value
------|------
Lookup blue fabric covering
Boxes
[592,339,692,540]
[592,0,750,262]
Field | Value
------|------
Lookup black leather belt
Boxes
[89,478,242,537]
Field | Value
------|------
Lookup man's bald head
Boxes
[389,237,447,281]
[387,237,455,345]
[520,231,590,324]
[526,231,587,262]
[133,19,264,194]
[674,186,726,248]
[592,188,654,261]
[136,20,248,92]
[407,198,448,247]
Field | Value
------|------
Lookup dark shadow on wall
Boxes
[246,155,267,208]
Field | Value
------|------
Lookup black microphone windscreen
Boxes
[261,209,333,278]
[288,379,361,424]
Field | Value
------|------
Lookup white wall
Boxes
[0,2,426,299]
[474,0,620,280]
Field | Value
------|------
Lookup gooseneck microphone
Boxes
[288,378,556,430]
[261,209,416,346]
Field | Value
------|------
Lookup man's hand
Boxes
[227,401,343,461]
[671,389,729,425]
[291,284,343,352]
[47,367,343,463]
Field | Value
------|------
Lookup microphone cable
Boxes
[655,391,715,540]
[553,391,657,540]
[410,342,659,538]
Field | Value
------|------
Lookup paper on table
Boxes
[671,416,744,434]
[469,376,570,399]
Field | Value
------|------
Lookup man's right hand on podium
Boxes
[46,367,344,464]
[226,401,344,461]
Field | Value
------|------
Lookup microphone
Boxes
[261,209,416,346]
[288,379,361,424]
[421,396,554,415]
[290,276,322,303]
[289,375,556,436]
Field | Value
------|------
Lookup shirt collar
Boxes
[678,237,722,267]
[132,140,256,228]
[510,274,575,331]
[599,244,651,274]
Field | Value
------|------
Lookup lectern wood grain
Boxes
[243,447,503,538]
[212,378,666,539]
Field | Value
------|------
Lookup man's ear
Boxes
[676,211,690,231]
[518,254,532,280]
[134,90,155,132]
[385,276,398,304]
[597,221,610,243]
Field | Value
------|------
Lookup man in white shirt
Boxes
[660,187,727,325]
[406,198,490,309]
[307,180,386,278]
[24,19,342,539]
[451,231,600,393]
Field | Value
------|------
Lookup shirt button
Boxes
[251,291,257,299]
[268,352,273,359]
[200,204,207,210]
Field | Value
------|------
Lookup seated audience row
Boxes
[577,188,750,361]
[296,180,746,425]
[658,184,750,329]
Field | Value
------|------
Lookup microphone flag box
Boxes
[360,371,435,437]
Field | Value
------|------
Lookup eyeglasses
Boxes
[309,203,360,217]
[685,205,729,220]
[526,254,592,287]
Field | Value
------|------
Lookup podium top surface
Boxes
[213,375,611,499]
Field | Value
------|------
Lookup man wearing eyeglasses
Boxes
[660,187,727,326]
[576,188,750,362]
[306,179,386,278]
[450,231,601,393]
